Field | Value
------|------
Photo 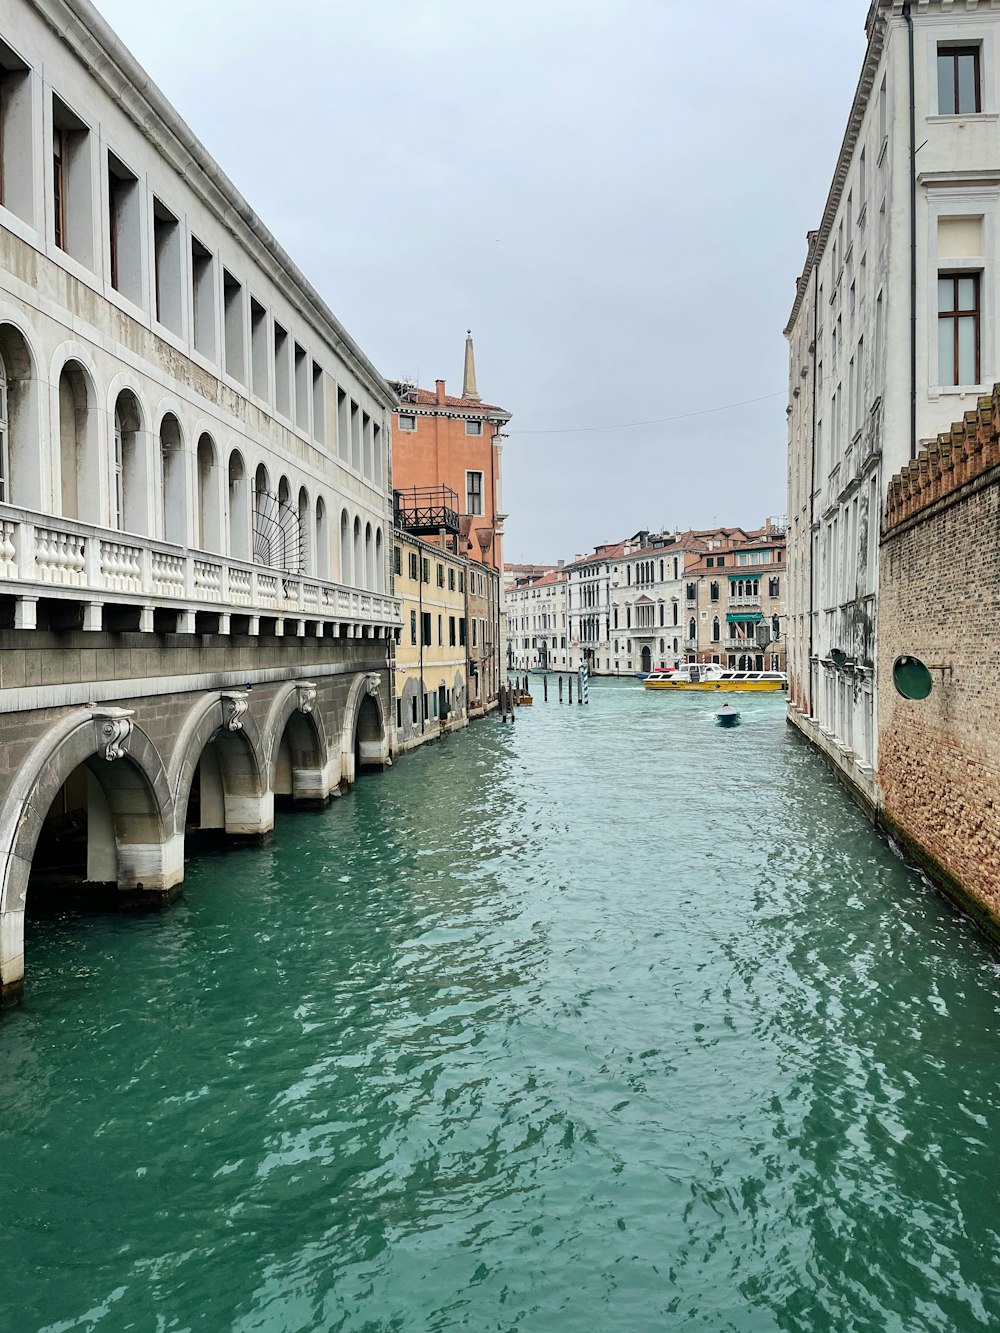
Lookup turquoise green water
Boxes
[3,679,1000,1331]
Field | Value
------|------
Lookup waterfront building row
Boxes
[785,0,999,931]
[506,522,786,677]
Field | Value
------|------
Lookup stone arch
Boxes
[158,410,186,544]
[339,508,351,584]
[0,709,176,1008]
[227,446,250,562]
[315,495,329,579]
[341,672,388,782]
[0,320,40,508]
[264,681,334,805]
[297,485,311,575]
[111,385,149,535]
[352,515,362,589]
[56,356,100,523]
[170,691,271,841]
[364,520,374,590]
[195,432,223,552]
[374,525,384,593]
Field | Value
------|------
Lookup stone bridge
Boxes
[0,637,391,1009]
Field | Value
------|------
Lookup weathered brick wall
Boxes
[878,394,1000,934]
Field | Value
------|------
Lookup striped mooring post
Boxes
[579,661,589,705]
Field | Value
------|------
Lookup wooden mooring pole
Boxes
[558,675,564,704]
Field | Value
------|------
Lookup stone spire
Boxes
[462,329,480,402]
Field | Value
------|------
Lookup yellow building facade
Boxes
[392,531,469,753]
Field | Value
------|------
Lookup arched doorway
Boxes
[351,687,386,778]
[640,645,652,674]
[271,702,327,808]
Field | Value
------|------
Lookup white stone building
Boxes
[608,536,685,675]
[786,0,1000,801]
[506,566,568,672]
[0,0,400,1009]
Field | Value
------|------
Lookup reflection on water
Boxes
[2,680,1000,1332]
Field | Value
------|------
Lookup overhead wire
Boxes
[506,389,786,437]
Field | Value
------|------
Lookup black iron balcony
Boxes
[394,486,460,535]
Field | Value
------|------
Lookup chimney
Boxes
[435,379,446,405]
[557,559,564,568]
[765,516,773,533]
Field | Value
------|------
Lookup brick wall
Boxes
[878,392,1000,935]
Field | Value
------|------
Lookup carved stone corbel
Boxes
[365,673,380,698]
[90,707,135,762]
[296,681,317,714]
[221,691,250,732]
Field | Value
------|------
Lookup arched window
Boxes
[0,327,39,508]
[297,486,311,575]
[160,414,185,544]
[353,515,362,588]
[672,602,678,626]
[196,433,221,552]
[340,509,350,584]
[228,450,250,561]
[59,361,99,522]
[712,616,720,642]
[112,390,146,534]
[315,497,329,579]
[375,526,384,592]
[365,521,374,590]
[688,618,696,641]
[710,580,719,601]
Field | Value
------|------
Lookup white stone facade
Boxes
[0,0,399,635]
[785,0,1000,797]
[506,569,568,672]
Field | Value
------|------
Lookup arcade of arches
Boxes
[0,667,390,1010]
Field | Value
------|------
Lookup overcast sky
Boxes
[92,0,867,563]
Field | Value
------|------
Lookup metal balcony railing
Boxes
[394,485,460,536]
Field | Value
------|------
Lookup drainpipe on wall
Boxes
[904,0,918,460]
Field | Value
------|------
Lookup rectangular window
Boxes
[398,413,416,431]
[466,470,483,515]
[459,617,466,646]
[859,147,866,210]
[191,236,216,359]
[472,618,478,647]
[436,562,445,587]
[350,401,361,471]
[465,419,482,435]
[52,95,93,267]
[421,610,431,644]
[408,551,418,580]
[250,297,268,399]
[421,557,430,583]
[0,41,33,225]
[362,411,372,477]
[223,269,246,384]
[938,272,980,385]
[437,613,442,645]
[411,695,417,724]
[769,577,780,597]
[373,423,383,485]
[393,545,402,576]
[312,363,325,443]
[153,198,182,334]
[273,321,290,416]
[294,342,309,430]
[878,77,887,146]
[410,609,417,645]
[458,571,465,593]
[448,567,455,591]
[938,46,981,116]
[107,151,141,304]
[449,615,456,646]
[337,386,349,460]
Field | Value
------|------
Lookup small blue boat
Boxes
[715,704,741,728]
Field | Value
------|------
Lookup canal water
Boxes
[3,679,1000,1332]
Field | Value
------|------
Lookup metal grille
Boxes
[252,489,303,574]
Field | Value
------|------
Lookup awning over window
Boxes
[726,611,763,623]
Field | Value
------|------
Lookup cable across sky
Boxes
[506,389,786,436]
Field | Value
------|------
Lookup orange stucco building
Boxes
[389,334,511,574]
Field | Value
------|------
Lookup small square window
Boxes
[398,413,416,431]
[465,419,482,435]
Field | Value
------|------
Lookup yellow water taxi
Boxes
[642,663,786,692]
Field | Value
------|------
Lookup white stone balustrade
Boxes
[0,504,401,633]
